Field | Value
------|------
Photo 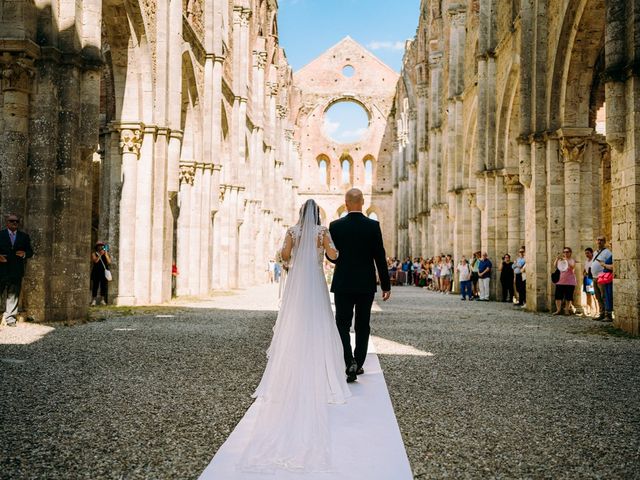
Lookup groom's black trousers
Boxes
[334,292,375,369]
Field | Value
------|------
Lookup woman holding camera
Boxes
[91,241,111,306]
[552,247,577,315]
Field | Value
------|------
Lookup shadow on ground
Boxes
[373,287,640,479]
[0,307,275,479]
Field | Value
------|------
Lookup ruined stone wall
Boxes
[393,0,640,335]
[0,0,102,322]
[0,0,300,319]
[292,37,397,250]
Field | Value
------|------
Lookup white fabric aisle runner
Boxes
[199,336,413,480]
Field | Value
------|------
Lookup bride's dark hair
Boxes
[298,199,321,226]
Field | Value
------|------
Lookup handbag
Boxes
[597,271,613,285]
[99,255,112,282]
[551,268,560,284]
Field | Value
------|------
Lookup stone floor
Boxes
[0,284,638,479]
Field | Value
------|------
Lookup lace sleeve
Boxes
[276,227,295,266]
[321,227,339,260]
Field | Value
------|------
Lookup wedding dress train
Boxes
[238,200,350,473]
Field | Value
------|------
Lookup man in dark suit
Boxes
[0,214,34,327]
[328,189,391,383]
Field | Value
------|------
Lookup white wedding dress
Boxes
[239,202,351,473]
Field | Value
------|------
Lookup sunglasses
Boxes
[7,220,18,224]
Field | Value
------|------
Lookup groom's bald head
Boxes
[345,188,364,212]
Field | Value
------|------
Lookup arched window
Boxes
[341,159,352,185]
[364,158,373,185]
[318,158,328,185]
[368,211,378,221]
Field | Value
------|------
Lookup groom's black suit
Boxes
[328,212,390,369]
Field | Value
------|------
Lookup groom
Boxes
[328,189,391,383]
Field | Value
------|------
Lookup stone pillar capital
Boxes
[233,6,252,26]
[503,173,523,193]
[179,163,196,186]
[170,130,184,141]
[267,81,279,96]
[253,50,267,69]
[0,53,35,93]
[276,104,288,119]
[466,191,477,208]
[428,52,443,69]
[206,53,225,63]
[560,136,588,163]
[118,124,143,157]
[448,9,467,27]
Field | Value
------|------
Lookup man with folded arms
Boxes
[0,214,34,327]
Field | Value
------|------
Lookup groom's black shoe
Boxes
[346,360,358,383]
[357,367,364,375]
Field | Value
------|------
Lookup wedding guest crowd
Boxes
[388,235,613,321]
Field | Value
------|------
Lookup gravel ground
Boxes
[1,284,638,479]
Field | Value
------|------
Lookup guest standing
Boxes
[582,247,598,317]
[513,247,526,307]
[478,252,492,301]
[591,236,614,321]
[457,257,472,300]
[552,247,577,315]
[470,251,480,299]
[0,214,34,327]
[499,254,514,302]
[91,241,111,306]
[440,255,451,294]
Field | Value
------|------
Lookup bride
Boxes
[239,199,351,473]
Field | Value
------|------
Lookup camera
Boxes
[103,244,109,251]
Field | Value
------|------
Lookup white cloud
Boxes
[340,127,367,140]
[324,119,340,135]
[367,40,406,51]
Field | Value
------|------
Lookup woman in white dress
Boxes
[239,199,351,473]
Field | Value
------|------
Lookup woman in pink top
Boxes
[552,247,577,315]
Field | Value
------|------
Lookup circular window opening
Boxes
[323,100,369,144]
[342,65,355,77]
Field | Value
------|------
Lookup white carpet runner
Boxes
[199,336,413,480]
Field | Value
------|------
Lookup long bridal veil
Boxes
[239,199,350,473]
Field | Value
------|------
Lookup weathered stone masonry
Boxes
[392,0,640,335]
[0,0,300,320]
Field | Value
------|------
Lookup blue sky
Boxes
[277,0,421,73]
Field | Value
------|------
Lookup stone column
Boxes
[468,191,480,253]
[605,0,640,334]
[559,132,590,252]
[176,163,195,295]
[116,124,142,304]
[133,125,157,304]
[504,175,523,257]
[218,186,231,289]
[0,53,34,217]
[524,135,550,312]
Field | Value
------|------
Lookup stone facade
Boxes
[0,0,299,319]
[291,37,397,247]
[391,0,640,335]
